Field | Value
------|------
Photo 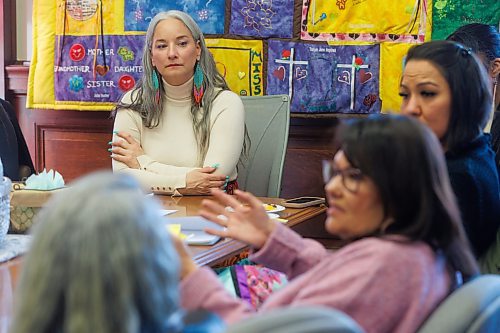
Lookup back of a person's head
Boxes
[11,172,182,333]
[447,23,500,67]
[406,40,493,151]
[340,115,478,277]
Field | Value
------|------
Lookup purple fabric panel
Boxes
[229,0,294,38]
[234,265,251,304]
[266,39,381,113]
[54,35,145,103]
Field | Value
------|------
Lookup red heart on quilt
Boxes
[273,66,285,81]
[118,75,135,92]
[359,69,373,84]
[96,65,110,76]
[69,44,85,62]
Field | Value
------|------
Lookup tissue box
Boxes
[9,183,64,233]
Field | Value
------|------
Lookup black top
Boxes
[0,99,34,180]
[446,134,500,257]
[491,109,500,172]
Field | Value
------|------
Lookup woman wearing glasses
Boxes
[174,115,478,333]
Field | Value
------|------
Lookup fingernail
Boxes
[108,141,112,144]
[225,176,229,179]
[113,130,119,134]
[107,148,112,152]
[211,163,220,168]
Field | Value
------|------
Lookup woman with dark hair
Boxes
[399,40,500,262]
[10,172,224,333]
[447,23,500,167]
[447,25,500,274]
[110,10,245,195]
[173,115,478,333]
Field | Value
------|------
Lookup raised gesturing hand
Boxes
[199,189,277,249]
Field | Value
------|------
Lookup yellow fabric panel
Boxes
[28,0,57,109]
[424,2,433,42]
[379,42,414,113]
[307,0,424,35]
[205,39,264,96]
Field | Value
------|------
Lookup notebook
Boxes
[164,216,223,245]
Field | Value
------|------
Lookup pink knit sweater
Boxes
[181,223,451,333]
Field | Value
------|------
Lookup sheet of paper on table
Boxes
[159,209,178,216]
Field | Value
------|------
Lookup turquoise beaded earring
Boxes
[193,61,204,107]
[152,68,160,104]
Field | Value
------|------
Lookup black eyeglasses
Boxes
[322,160,364,193]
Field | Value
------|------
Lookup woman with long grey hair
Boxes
[111,10,245,195]
[9,172,224,333]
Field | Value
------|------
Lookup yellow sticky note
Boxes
[167,224,181,235]
[166,224,187,240]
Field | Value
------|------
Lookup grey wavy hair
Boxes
[114,10,230,165]
[10,172,182,333]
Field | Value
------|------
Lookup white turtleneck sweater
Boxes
[112,77,245,195]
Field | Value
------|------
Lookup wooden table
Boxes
[0,195,326,332]
[155,195,327,267]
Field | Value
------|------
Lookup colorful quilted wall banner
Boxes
[229,0,294,38]
[28,0,495,113]
[205,39,264,96]
[432,0,500,40]
[267,40,380,113]
[301,0,431,43]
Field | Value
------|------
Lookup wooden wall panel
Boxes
[39,127,112,182]
[281,117,339,199]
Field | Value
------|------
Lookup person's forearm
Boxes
[113,168,186,195]
[250,223,328,279]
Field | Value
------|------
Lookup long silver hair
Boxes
[10,172,182,333]
[114,10,230,165]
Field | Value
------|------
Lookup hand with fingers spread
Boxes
[110,131,144,169]
[178,167,228,195]
[200,189,277,249]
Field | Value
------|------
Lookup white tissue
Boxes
[25,169,65,190]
